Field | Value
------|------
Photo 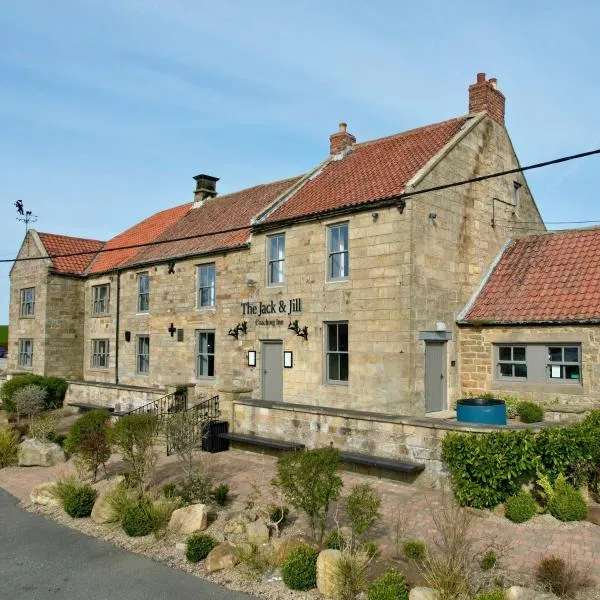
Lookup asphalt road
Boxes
[0,488,254,600]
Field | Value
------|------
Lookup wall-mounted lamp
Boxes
[168,262,176,274]
[371,212,379,221]
[247,350,256,367]
[288,320,308,340]
[124,331,131,342]
[428,212,437,222]
[228,321,247,339]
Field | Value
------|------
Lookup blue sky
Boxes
[1,0,599,321]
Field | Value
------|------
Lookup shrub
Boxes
[504,491,536,523]
[334,547,370,600]
[178,474,213,505]
[106,482,137,522]
[42,377,68,409]
[281,544,318,591]
[502,395,520,419]
[273,446,342,542]
[325,529,346,550]
[48,431,67,447]
[185,532,217,562]
[367,569,409,600]
[237,542,275,579]
[65,410,112,482]
[162,482,178,499]
[536,555,591,597]
[62,484,97,518]
[0,425,19,467]
[0,375,67,411]
[361,541,380,559]
[29,412,57,441]
[164,410,208,481]
[146,499,178,539]
[53,476,79,505]
[517,401,544,424]
[210,483,229,506]
[268,504,289,524]
[111,413,159,495]
[12,385,46,424]
[547,477,587,522]
[480,550,498,571]
[474,590,505,600]
[403,539,427,561]
[346,483,381,541]
[121,498,154,537]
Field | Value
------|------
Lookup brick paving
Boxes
[2,448,599,586]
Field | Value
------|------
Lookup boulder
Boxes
[30,481,60,506]
[90,476,124,524]
[18,439,66,467]
[168,504,208,534]
[586,504,600,526]
[205,541,239,573]
[505,586,558,600]
[223,510,256,535]
[245,518,270,545]
[316,549,342,598]
[409,588,440,600]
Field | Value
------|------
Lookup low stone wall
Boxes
[65,380,167,413]
[226,397,549,488]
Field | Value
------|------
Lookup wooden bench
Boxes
[218,432,305,451]
[341,451,424,474]
[69,402,114,413]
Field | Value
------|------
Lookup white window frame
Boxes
[18,339,33,368]
[91,339,110,369]
[325,321,349,384]
[196,330,215,379]
[197,263,216,308]
[267,234,285,286]
[327,222,349,281]
[136,335,150,375]
[20,288,35,317]
[137,272,149,313]
[92,284,110,315]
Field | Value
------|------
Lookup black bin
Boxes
[202,421,230,453]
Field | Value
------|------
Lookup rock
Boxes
[505,586,558,599]
[274,536,312,566]
[18,439,66,467]
[90,476,124,524]
[316,549,342,598]
[168,504,208,534]
[245,518,270,545]
[30,481,60,506]
[205,541,239,573]
[586,504,600,526]
[409,588,440,600]
[224,511,255,535]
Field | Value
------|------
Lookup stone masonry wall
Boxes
[64,380,166,412]
[459,325,600,406]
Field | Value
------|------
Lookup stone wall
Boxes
[459,325,600,406]
[64,380,167,412]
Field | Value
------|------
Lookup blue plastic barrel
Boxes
[456,398,507,426]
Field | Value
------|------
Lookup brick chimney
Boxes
[193,174,219,208]
[329,122,356,155]
[468,73,506,126]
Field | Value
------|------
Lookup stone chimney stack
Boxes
[329,122,356,155]
[193,174,219,208]
[468,72,506,126]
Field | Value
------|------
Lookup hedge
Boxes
[442,410,600,508]
[1,375,68,411]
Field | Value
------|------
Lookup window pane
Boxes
[513,347,526,361]
[206,333,215,354]
[340,225,348,251]
[514,364,528,378]
[328,324,338,351]
[331,227,339,252]
[328,354,339,381]
[341,251,349,277]
[207,355,215,377]
[338,324,348,352]
[499,347,512,361]
[564,347,579,363]
[200,288,211,306]
[548,347,562,362]
[331,254,341,278]
[339,353,349,381]
[565,365,580,380]
[199,355,208,376]
[499,363,513,377]
[549,365,563,379]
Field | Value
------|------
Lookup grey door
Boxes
[262,341,283,402]
[425,341,447,412]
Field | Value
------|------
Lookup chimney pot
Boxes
[329,122,356,155]
[477,72,486,83]
[193,174,219,207]
[489,77,497,89]
[339,122,347,132]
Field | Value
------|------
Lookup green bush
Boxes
[185,532,218,562]
[48,432,68,448]
[42,377,68,409]
[367,570,409,600]
[210,483,230,506]
[504,490,536,523]
[62,484,97,518]
[281,544,318,590]
[273,446,342,543]
[517,401,544,424]
[178,474,212,505]
[162,482,178,499]
[121,498,154,537]
[0,375,67,411]
[547,478,587,522]
[480,550,498,571]
[268,504,289,524]
[0,425,19,467]
[474,589,505,600]
[403,539,426,561]
[65,410,111,482]
[361,541,380,559]
[325,529,346,550]
[536,554,591,597]
[106,482,137,523]
[346,483,381,540]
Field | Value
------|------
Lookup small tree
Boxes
[164,410,206,481]
[65,410,112,482]
[12,384,46,425]
[346,483,381,544]
[111,413,159,496]
[273,446,342,542]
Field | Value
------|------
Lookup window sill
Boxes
[325,380,349,386]
[136,312,150,316]
[91,313,111,318]
[19,315,35,319]
[326,278,350,284]
[492,381,584,395]
[89,368,111,372]
[195,376,216,381]
[196,306,217,312]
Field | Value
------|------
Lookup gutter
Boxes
[458,318,600,327]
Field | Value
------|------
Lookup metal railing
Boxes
[121,389,188,419]
[166,395,220,456]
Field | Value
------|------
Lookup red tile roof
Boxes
[127,177,301,267]
[463,229,600,323]
[87,202,191,274]
[265,117,471,223]
[37,233,105,276]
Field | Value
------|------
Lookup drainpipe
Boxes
[115,269,121,385]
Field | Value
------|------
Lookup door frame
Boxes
[261,339,283,402]
[419,330,452,414]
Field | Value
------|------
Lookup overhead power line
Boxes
[2,146,600,266]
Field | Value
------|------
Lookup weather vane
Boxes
[15,200,37,233]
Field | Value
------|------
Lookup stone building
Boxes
[8,73,549,474]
